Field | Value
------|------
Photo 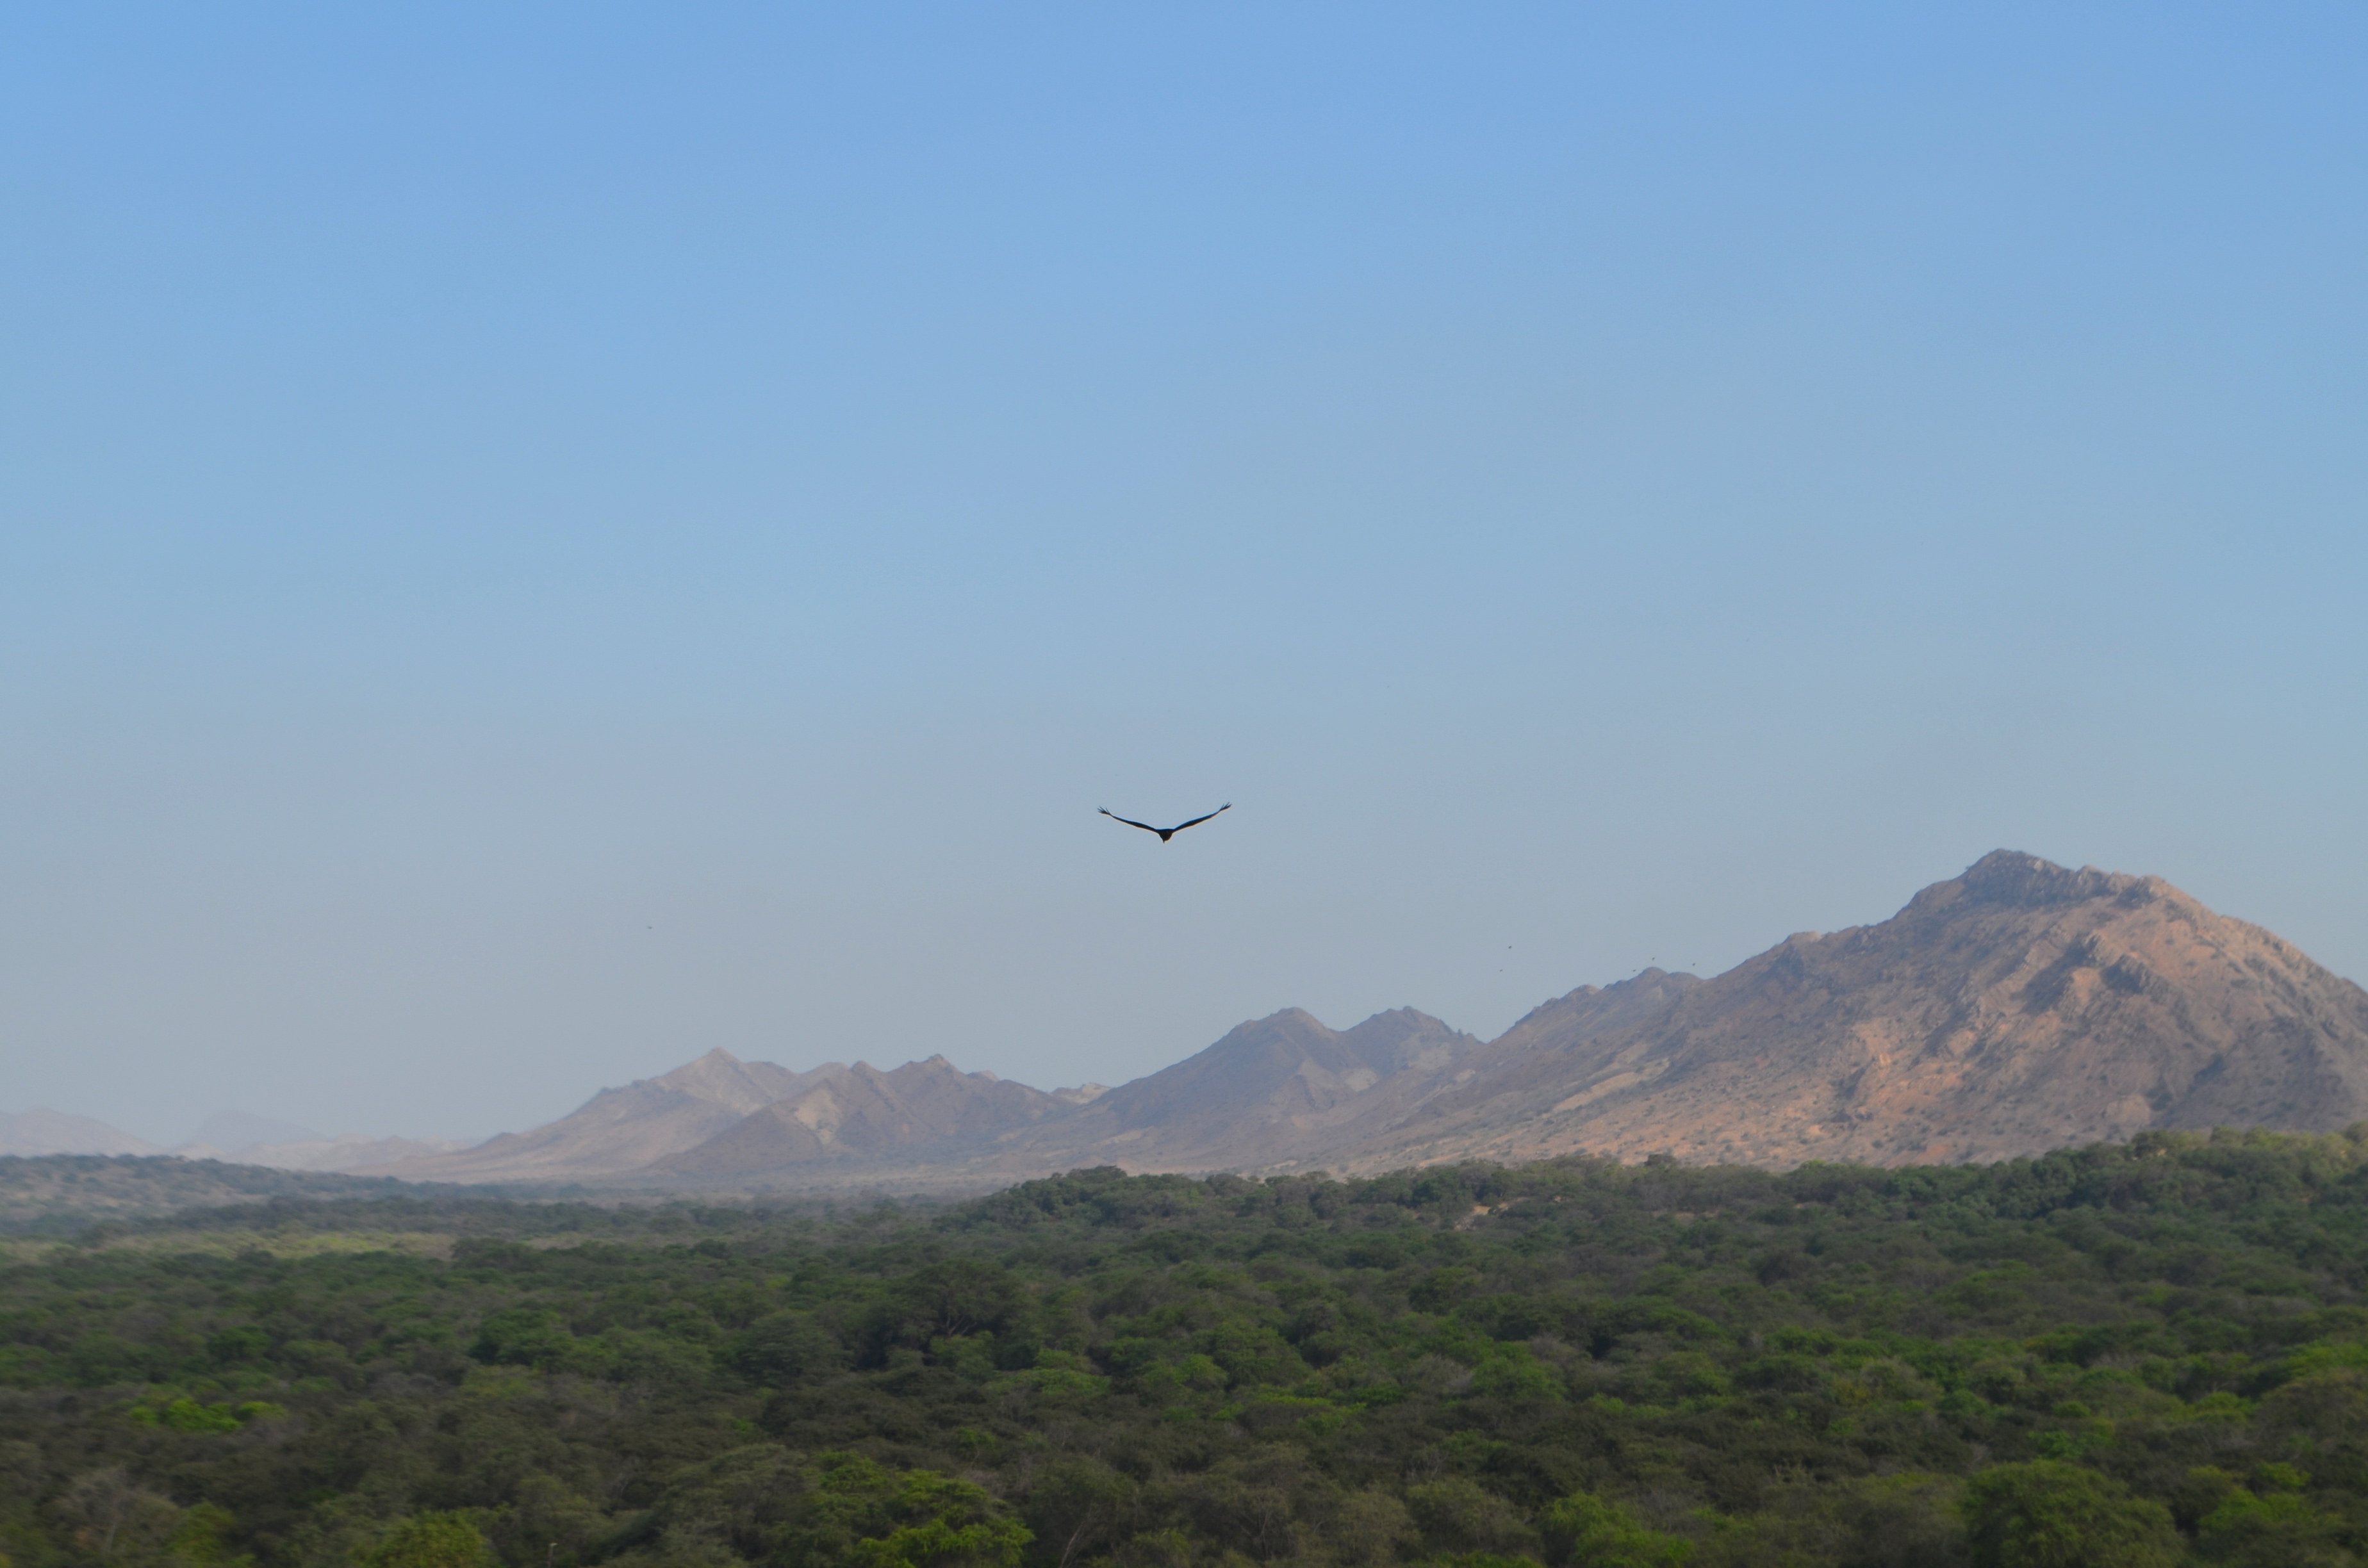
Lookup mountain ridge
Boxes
[40,851,2368,1186]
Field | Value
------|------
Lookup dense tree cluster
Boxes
[7,1128,2368,1567]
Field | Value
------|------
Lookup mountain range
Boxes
[354,850,2368,1189]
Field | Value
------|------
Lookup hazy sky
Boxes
[4,5,2364,1146]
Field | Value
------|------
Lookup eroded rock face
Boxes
[1324,851,2368,1172]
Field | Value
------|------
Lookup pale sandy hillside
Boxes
[1322,851,2368,1171]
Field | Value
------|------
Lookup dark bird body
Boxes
[1100,804,1230,842]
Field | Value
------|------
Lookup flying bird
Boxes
[1099,803,1231,842]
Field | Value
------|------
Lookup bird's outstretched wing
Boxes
[1168,803,1232,833]
[1099,809,1163,835]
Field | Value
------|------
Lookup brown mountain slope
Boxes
[649,1056,1070,1177]
[382,1049,845,1182]
[1322,851,2368,1172]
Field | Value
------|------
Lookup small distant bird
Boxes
[1099,803,1231,842]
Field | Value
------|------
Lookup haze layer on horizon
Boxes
[3,5,2364,1145]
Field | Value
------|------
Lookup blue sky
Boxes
[4,5,2364,1144]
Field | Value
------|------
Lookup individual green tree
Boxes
[492,1476,611,1567]
[1961,1464,2179,1568]
[159,1399,240,1433]
[645,1445,811,1564]
[468,1308,593,1373]
[793,1453,1030,1568]
[56,1468,183,1564]
[728,1311,848,1387]
[1327,1490,1418,1568]
[1023,1457,1135,1568]
[1700,1473,1968,1568]
[165,1502,251,1567]
[1536,1491,1692,1568]
[361,1513,493,1568]
[2193,1469,2353,1567]
[1408,1480,1538,1560]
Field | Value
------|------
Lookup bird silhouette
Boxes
[1099,803,1230,842]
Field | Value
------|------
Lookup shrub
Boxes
[1961,1463,2178,1568]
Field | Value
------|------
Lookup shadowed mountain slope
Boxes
[1321,851,2368,1172]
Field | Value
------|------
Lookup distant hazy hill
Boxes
[380,1049,843,1182]
[184,1132,482,1173]
[187,1110,324,1151]
[0,1109,159,1158]
[162,1110,477,1175]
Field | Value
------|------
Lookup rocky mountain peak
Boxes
[1955,849,2154,910]
[1326,852,2368,1173]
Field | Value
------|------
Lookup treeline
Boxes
[7,1129,2368,1567]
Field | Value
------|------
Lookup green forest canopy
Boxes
[7,1128,2368,1567]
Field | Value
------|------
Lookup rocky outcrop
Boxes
[1317,851,2368,1171]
